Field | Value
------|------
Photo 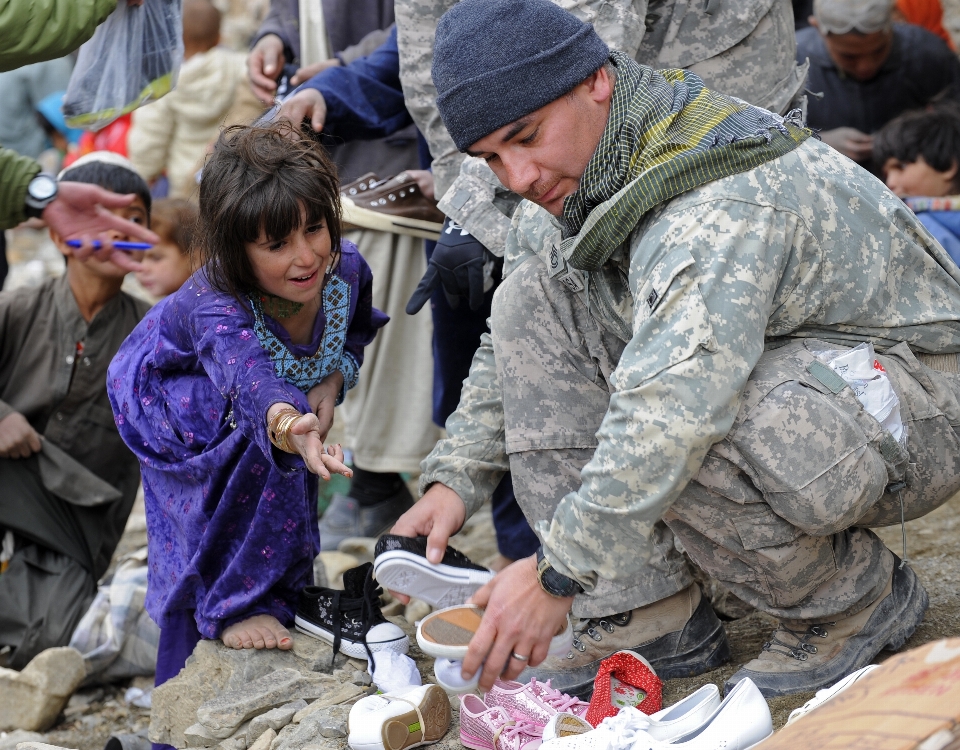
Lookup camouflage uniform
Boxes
[396,0,808,250]
[420,137,960,621]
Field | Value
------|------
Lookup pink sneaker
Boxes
[459,694,543,750]
[485,679,589,725]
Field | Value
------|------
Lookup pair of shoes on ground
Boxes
[540,678,770,750]
[458,678,590,750]
[295,561,409,665]
[319,486,416,551]
[340,171,445,239]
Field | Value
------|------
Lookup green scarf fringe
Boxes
[563,53,812,273]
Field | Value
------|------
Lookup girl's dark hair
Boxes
[198,121,342,301]
[873,105,960,192]
[60,161,152,221]
[151,198,199,257]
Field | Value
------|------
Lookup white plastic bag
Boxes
[823,343,906,443]
[63,0,184,130]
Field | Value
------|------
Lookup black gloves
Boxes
[406,218,497,314]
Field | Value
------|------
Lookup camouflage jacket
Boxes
[420,139,960,590]
[397,0,806,250]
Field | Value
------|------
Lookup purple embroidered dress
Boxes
[107,241,387,638]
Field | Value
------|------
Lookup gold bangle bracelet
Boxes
[269,408,302,453]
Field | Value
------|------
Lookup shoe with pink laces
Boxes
[459,694,544,750]
[484,679,589,725]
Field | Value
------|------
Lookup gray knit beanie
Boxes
[432,0,610,151]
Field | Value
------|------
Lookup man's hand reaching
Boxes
[387,482,466,602]
[277,88,328,133]
[44,182,159,273]
[462,556,573,691]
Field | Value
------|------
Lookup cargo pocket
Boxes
[728,343,907,537]
[732,504,838,608]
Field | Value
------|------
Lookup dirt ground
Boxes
[19,491,960,750]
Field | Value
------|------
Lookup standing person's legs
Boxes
[664,340,960,695]
[152,610,202,750]
[490,257,727,692]
[323,230,440,548]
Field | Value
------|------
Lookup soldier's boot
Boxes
[519,584,730,698]
[725,557,928,698]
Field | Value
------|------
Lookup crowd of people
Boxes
[2,0,960,739]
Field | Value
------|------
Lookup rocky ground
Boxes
[2,490,959,750]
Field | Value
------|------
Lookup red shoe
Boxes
[585,650,662,726]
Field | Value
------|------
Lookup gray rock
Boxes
[197,669,331,739]
[14,744,77,750]
[0,731,45,750]
[185,723,222,748]
[247,728,276,750]
[271,707,349,750]
[291,684,363,723]
[0,648,86,732]
[246,702,303,745]
[217,738,246,750]
[150,635,342,748]
[349,671,371,687]
[403,598,432,625]
[336,538,376,563]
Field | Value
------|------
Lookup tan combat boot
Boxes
[519,584,730,697]
[726,557,929,697]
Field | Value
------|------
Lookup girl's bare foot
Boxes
[221,614,293,650]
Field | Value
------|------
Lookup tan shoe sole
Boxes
[380,684,451,750]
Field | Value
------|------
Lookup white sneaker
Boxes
[785,664,881,726]
[541,679,768,750]
[348,684,452,750]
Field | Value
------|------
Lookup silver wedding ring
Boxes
[511,652,529,662]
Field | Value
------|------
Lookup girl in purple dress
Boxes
[108,122,387,699]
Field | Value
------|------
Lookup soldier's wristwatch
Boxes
[24,172,58,219]
[536,546,583,598]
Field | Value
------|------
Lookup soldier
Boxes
[391,0,960,698]
[397,0,809,257]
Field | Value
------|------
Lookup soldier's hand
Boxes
[388,483,466,602]
[249,34,286,104]
[462,556,573,692]
[821,127,873,163]
[0,412,42,459]
[406,218,496,314]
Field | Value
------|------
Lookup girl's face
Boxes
[245,217,334,302]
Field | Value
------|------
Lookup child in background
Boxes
[874,105,960,266]
[128,0,254,200]
[0,152,151,667]
[135,199,198,298]
[107,122,388,711]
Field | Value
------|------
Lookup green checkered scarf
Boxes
[563,52,812,272]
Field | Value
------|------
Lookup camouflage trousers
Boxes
[492,256,960,622]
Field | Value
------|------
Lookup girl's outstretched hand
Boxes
[287,413,353,480]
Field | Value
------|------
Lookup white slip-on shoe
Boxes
[374,534,494,608]
[541,684,720,746]
[667,678,772,750]
[348,684,452,750]
[541,680,766,750]
[785,664,881,726]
